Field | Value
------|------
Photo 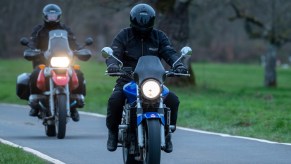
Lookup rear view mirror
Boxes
[101,47,113,59]
[100,47,123,67]
[85,37,93,46]
[172,46,192,68]
[180,46,192,57]
[20,37,29,46]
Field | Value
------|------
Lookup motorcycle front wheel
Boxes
[55,94,67,139]
[145,119,161,164]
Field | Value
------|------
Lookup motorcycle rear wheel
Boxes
[122,144,139,164]
[45,124,56,137]
[55,94,67,139]
[122,129,143,164]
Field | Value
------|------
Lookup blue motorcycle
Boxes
[101,46,192,164]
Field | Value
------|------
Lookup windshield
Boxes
[44,30,73,59]
[133,56,166,84]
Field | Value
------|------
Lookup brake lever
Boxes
[105,71,122,76]
[166,71,190,77]
[174,73,190,77]
[165,71,174,77]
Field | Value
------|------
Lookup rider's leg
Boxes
[106,85,125,152]
[163,91,180,153]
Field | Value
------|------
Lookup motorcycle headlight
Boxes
[141,79,161,100]
[50,57,70,68]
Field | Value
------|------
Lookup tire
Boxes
[145,119,161,164]
[122,130,143,164]
[55,94,67,139]
[123,145,137,164]
[44,105,56,137]
[45,125,56,137]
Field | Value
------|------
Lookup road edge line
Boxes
[0,138,65,164]
[176,126,291,146]
[80,110,291,146]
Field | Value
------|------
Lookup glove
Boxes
[174,65,188,74]
[107,64,120,73]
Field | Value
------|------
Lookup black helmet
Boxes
[130,4,155,34]
[43,4,62,23]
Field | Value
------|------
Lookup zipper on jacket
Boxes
[141,38,144,56]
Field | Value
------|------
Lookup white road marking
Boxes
[176,127,291,146]
[0,138,65,164]
[81,110,291,146]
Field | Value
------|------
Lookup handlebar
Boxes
[165,71,190,77]
[105,69,190,77]
[26,49,42,53]
[105,72,126,76]
[25,48,86,56]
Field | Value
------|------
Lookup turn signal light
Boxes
[38,64,46,70]
[73,64,80,70]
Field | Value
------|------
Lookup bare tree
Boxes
[152,0,195,86]
[229,0,291,87]
[5,0,281,67]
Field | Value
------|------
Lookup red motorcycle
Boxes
[17,29,92,139]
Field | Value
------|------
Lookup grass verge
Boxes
[0,143,48,164]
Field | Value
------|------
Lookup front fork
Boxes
[136,96,144,148]
[49,77,70,118]
[136,96,167,149]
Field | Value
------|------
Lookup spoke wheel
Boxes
[55,94,67,139]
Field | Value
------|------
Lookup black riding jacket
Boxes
[28,22,79,68]
[106,27,183,83]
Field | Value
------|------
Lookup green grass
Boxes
[175,63,291,142]
[1,59,291,147]
[0,143,48,164]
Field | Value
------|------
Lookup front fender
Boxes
[51,70,69,86]
[137,112,165,126]
[55,87,67,95]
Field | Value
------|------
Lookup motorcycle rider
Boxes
[27,4,85,122]
[105,3,188,153]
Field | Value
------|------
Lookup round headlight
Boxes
[50,57,70,68]
[141,79,161,100]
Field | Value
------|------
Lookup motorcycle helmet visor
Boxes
[43,4,62,23]
[47,13,58,22]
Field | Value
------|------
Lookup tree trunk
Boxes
[264,44,277,87]
[155,0,195,86]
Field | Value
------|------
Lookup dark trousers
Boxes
[106,83,180,132]
[30,67,86,95]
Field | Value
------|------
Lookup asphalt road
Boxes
[1,104,291,164]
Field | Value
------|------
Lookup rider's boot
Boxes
[28,94,40,117]
[70,108,80,122]
[107,130,118,152]
[71,94,85,108]
[164,133,173,153]
[70,94,84,122]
